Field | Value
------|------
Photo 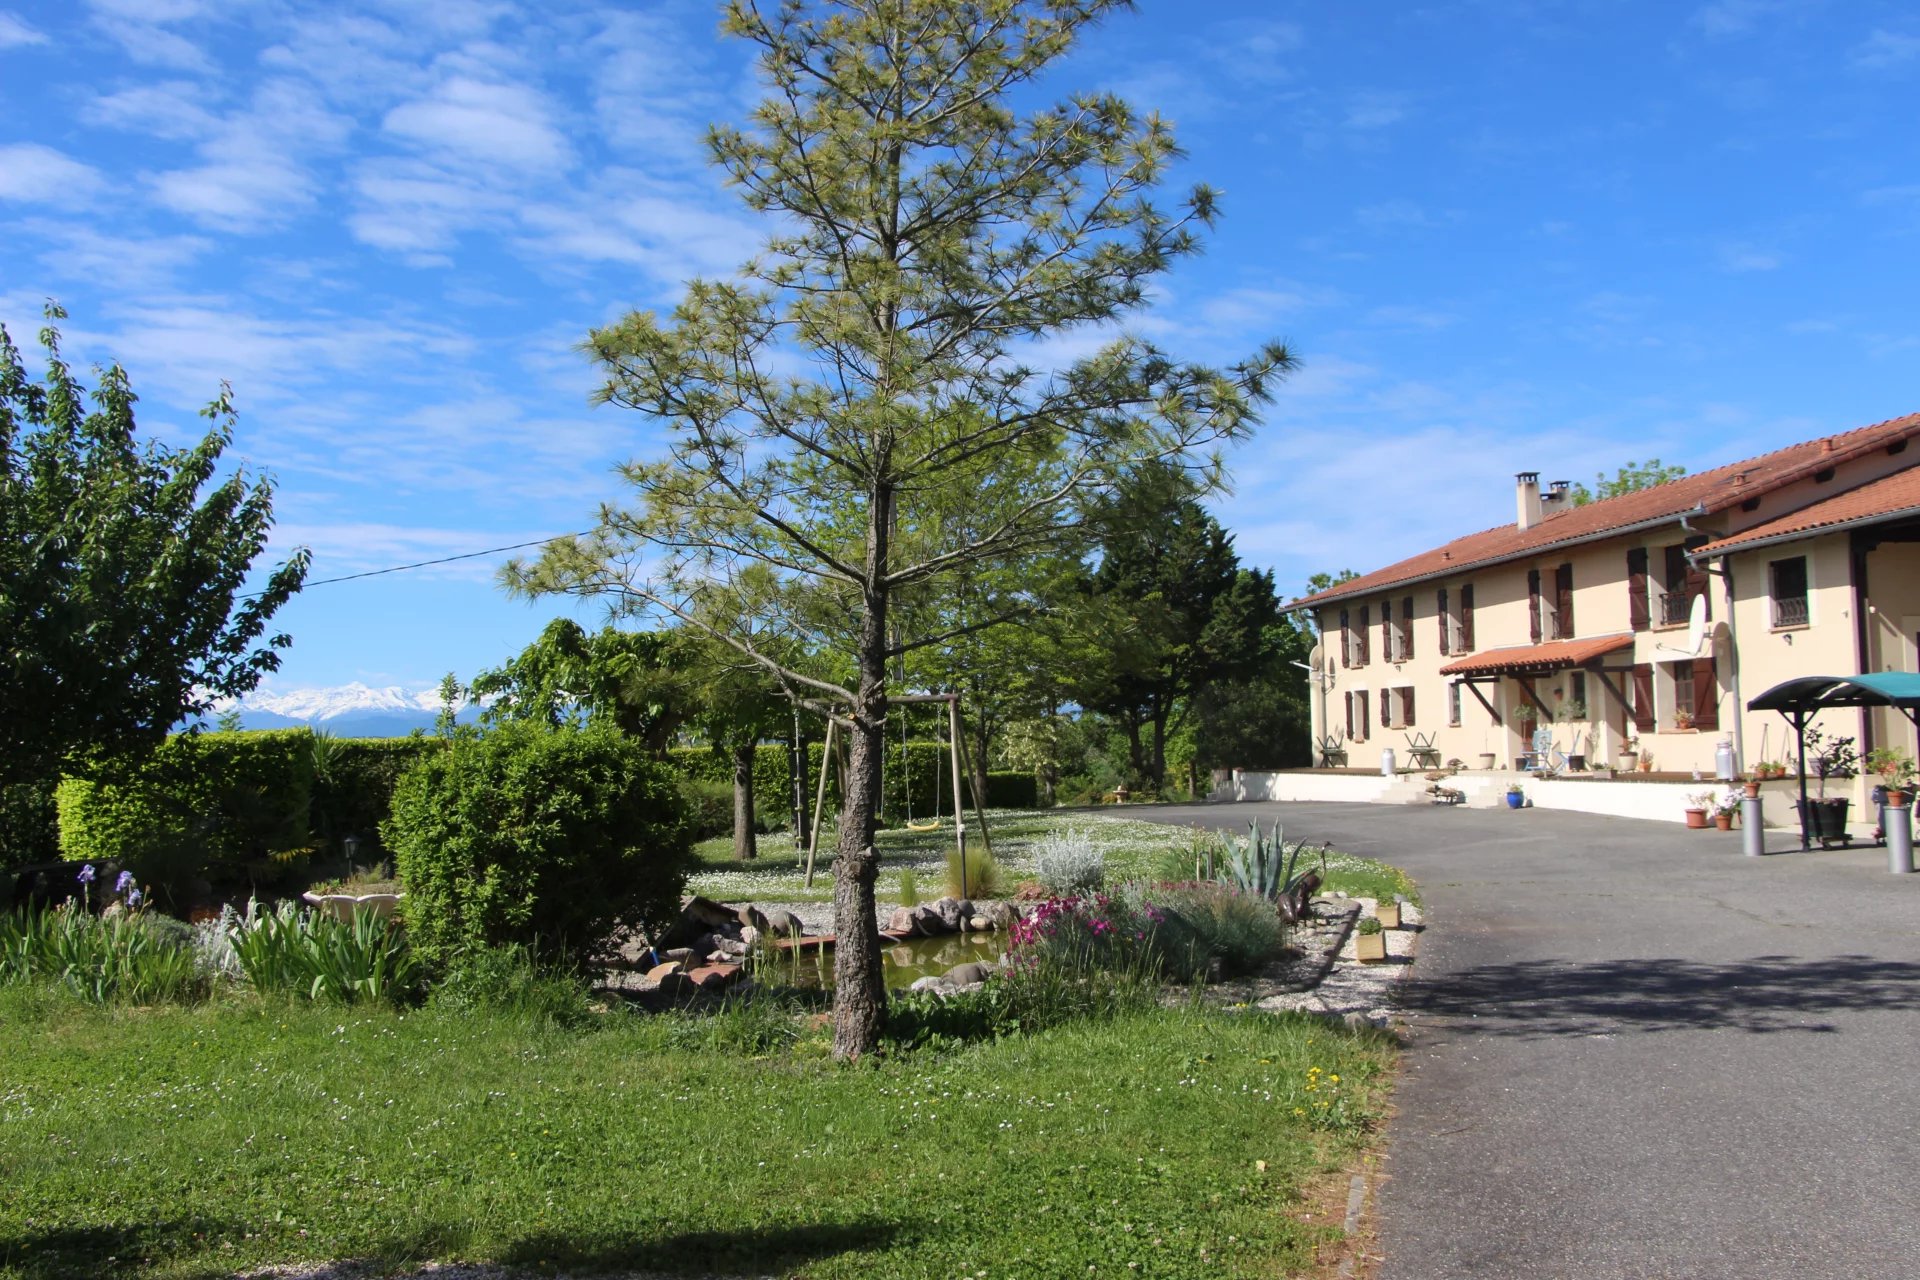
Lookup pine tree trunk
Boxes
[832,490,891,1061]
[731,743,758,861]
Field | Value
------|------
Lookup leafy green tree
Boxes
[0,308,308,793]
[507,0,1290,1059]
[470,619,696,755]
[684,635,793,861]
[1077,466,1281,789]
[1570,459,1687,506]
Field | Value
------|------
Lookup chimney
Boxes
[1516,471,1543,530]
[1542,479,1572,512]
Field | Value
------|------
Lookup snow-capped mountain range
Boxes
[212,683,480,737]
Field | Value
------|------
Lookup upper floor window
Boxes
[1385,595,1414,662]
[1660,544,1711,627]
[1770,556,1809,628]
[1550,563,1574,640]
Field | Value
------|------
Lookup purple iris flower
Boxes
[77,864,96,884]
[127,888,143,907]
[116,870,134,893]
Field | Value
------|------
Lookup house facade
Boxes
[1291,412,1920,801]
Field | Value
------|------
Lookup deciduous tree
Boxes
[0,309,308,793]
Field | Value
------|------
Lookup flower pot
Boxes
[1619,751,1638,772]
[1638,758,1653,773]
[1478,752,1496,770]
[1887,789,1912,808]
[1796,798,1851,841]
[1684,808,1708,829]
[1355,933,1388,963]
[1713,813,1734,831]
[1743,781,1762,799]
[1506,791,1524,809]
[1376,902,1401,929]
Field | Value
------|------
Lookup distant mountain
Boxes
[205,682,481,737]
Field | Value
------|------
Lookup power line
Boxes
[242,530,591,598]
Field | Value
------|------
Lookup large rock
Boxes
[656,896,746,951]
[644,960,684,982]
[944,961,991,985]
[967,915,991,932]
[761,908,804,938]
[885,907,918,935]
[981,900,1020,931]
[933,897,970,932]
[910,904,952,936]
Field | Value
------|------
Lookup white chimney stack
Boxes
[1516,471,1543,530]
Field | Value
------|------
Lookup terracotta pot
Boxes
[1684,808,1708,829]
[1744,781,1762,798]
[1714,813,1734,831]
[1887,789,1912,807]
[1638,758,1654,773]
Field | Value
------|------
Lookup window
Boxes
[1356,606,1371,666]
[1436,587,1450,655]
[1527,568,1543,643]
[1381,598,1394,662]
[1399,686,1415,727]
[1448,681,1462,726]
[1627,547,1650,632]
[1552,563,1574,640]
[1380,686,1395,729]
[1379,686,1414,729]
[1660,544,1711,627]
[1459,584,1475,650]
[1399,595,1414,661]
[1667,658,1719,731]
[1346,690,1371,742]
[1339,608,1352,667]
[1770,556,1809,628]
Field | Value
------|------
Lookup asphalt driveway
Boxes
[1129,801,1920,1279]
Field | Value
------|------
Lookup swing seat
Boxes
[905,819,944,833]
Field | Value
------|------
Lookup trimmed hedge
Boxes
[384,722,693,971]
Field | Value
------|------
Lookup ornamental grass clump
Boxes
[944,842,1004,900]
[1150,881,1286,977]
[1033,827,1105,897]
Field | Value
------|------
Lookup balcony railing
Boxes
[1772,595,1809,628]
[1658,590,1694,627]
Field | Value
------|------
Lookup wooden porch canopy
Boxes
[1439,634,1636,723]
[1747,673,1920,851]
[1438,633,1635,676]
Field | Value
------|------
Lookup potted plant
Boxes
[1637,748,1655,773]
[1673,707,1695,731]
[1713,790,1741,831]
[1797,727,1857,843]
[1354,916,1388,963]
[1618,734,1639,773]
[1865,746,1917,806]
[1478,751,1497,770]
[1376,899,1402,929]
[1684,791,1713,829]
[1505,784,1525,809]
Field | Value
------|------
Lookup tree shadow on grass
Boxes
[0,1217,237,1279]
[494,1219,906,1275]
[1400,954,1920,1037]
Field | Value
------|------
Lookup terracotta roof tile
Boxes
[1291,410,1920,610]
[1697,466,1920,555]
[1438,633,1636,677]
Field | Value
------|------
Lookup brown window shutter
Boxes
[1693,657,1718,730]
[1686,559,1713,622]
[1402,595,1415,660]
[1359,691,1370,741]
[1358,606,1370,665]
[1437,588,1450,655]
[1460,585,1475,650]
[1627,548,1650,631]
[1555,563,1574,638]
[1346,692,1355,739]
[1402,686,1415,726]
[1340,609,1351,667]
[1381,599,1393,660]
[1527,569,1543,644]
[1631,663,1655,733]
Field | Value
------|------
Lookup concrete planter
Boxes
[301,891,403,922]
[1376,902,1402,929]
[1355,933,1388,963]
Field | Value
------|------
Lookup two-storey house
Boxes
[1292,411,1920,792]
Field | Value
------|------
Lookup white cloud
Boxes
[84,81,223,140]
[1716,243,1781,272]
[1344,91,1407,131]
[0,144,105,203]
[83,0,215,71]
[145,78,349,229]
[1855,29,1920,70]
[0,10,47,47]
[382,75,573,176]
[11,221,212,290]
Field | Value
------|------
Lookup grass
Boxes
[0,987,1394,1279]
[689,808,1419,906]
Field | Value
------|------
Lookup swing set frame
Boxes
[801,692,994,890]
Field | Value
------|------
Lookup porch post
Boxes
[1792,709,1810,851]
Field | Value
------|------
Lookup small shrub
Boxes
[945,843,1004,900]
[1008,889,1208,984]
[1152,882,1285,977]
[430,943,595,1029]
[385,722,694,971]
[680,777,736,841]
[1033,827,1105,897]
[897,866,921,908]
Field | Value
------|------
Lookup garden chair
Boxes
[1519,728,1560,773]
[1404,731,1442,769]
[1318,734,1348,768]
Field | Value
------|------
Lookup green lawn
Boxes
[692,808,1418,907]
[0,990,1393,1279]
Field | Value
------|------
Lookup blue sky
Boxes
[3,0,1917,696]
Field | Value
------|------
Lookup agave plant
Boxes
[1217,822,1326,922]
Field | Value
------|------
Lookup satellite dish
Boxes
[1653,595,1713,660]
[1308,642,1323,669]
[1684,594,1709,656]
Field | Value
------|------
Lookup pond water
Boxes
[760,932,1009,989]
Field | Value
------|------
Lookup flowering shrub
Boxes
[1008,889,1207,982]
